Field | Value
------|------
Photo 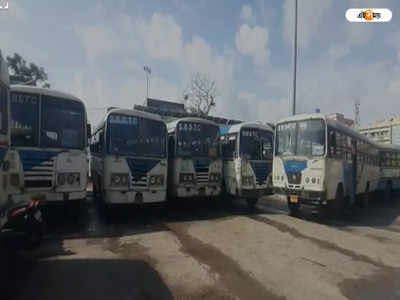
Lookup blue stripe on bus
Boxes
[283,160,307,174]
[250,161,271,183]
[126,158,161,177]
[18,150,59,171]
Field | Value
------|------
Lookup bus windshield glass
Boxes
[240,128,273,160]
[107,114,166,158]
[41,96,85,149]
[0,83,8,136]
[176,121,219,158]
[276,119,325,157]
[11,92,85,149]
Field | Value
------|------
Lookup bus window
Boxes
[0,84,7,135]
[222,134,236,159]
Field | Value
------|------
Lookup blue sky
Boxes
[1,0,400,126]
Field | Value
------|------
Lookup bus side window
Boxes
[328,128,336,157]
[99,131,104,153]
[222,134,236,159]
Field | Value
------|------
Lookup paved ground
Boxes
[2,194,400,300]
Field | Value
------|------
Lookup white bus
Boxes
[220,122,274,208]
[378,144,400,201]
[167,118,222,200]
[273,113,380,217]
[0,51,12,228]
[90,109,168,205]
[9,85,89,207]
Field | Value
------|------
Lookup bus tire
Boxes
[246,197,258,209]
[384,181,393,203]
[287,197,300,217]
[333,184,345,218]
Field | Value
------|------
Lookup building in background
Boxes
[326,113,355,128]
[359,117,400,145]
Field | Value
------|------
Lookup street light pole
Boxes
[143,65,151,100]
[291,0,298,116]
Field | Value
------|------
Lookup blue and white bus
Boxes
[0,51,12,228]
[220,122,274,208]
[9,85,89,207]
[167,118,222,200]
[378,144,400,201]
[273,113,380,217]
[90,109,168,206]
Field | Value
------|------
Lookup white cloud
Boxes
[283,0,333,49]
[327,45,350,60]
[240,4,256,24]
[235,24,270,66]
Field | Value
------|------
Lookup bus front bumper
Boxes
[239,187,273,198]
[10,190,86,205]
[173,185,221,199]
[104,190,167,204]
[274,187,327,207]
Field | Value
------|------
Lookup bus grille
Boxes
[287,173,301,184]
[126,158,160,188]
[250,161,271,185]
[19,150,57,189]
[194,158,209,185]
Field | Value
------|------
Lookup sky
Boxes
[1,0,400,127]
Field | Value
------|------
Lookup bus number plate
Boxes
[290,195,298,203]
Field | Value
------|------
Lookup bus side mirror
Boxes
[87,124,92,139]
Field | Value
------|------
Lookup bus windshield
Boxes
[11,92,85,149]
[240,128,273,160]
[276,119,325,157]
[176,121,219,158]
[107,114,166,158]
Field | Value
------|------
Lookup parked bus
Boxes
[167,118,222,200]
[0,51,11,228]
[273,113,380,216]
[378,144,400,201]
[90,109,168,206]
[220,122,274,208]
[9,85,89,207]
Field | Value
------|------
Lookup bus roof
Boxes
[11,85,84,104]
[167,117,218,133]
[0,51,9,86]
[93,108,165,133]
[225,121,273,134]
[276,113,378,146]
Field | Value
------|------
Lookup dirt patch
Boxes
[249,215,386,268]
[166,222,286,300]
[339,267,400,300]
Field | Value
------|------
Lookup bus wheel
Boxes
[333,185,346,218]
[287,197,300,217]
[384,181,393,203]
[246,198,258,210]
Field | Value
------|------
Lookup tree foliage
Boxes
[183,72,217,116]
[6,53,50,88]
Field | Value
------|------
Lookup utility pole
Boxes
[291,0,298,116]
[143,65,151,100]
[354,99,360,128]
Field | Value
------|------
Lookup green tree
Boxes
[6,53,50,88]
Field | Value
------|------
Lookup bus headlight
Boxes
[111,173,129,186]
[10,174,19,187]
[58,173,66,185]
[149,175,164,186]
[210,173,220,183]
[180,173,194,183]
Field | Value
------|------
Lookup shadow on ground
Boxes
[3,256,173,300]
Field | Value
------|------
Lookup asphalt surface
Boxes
[2,193,400,300]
